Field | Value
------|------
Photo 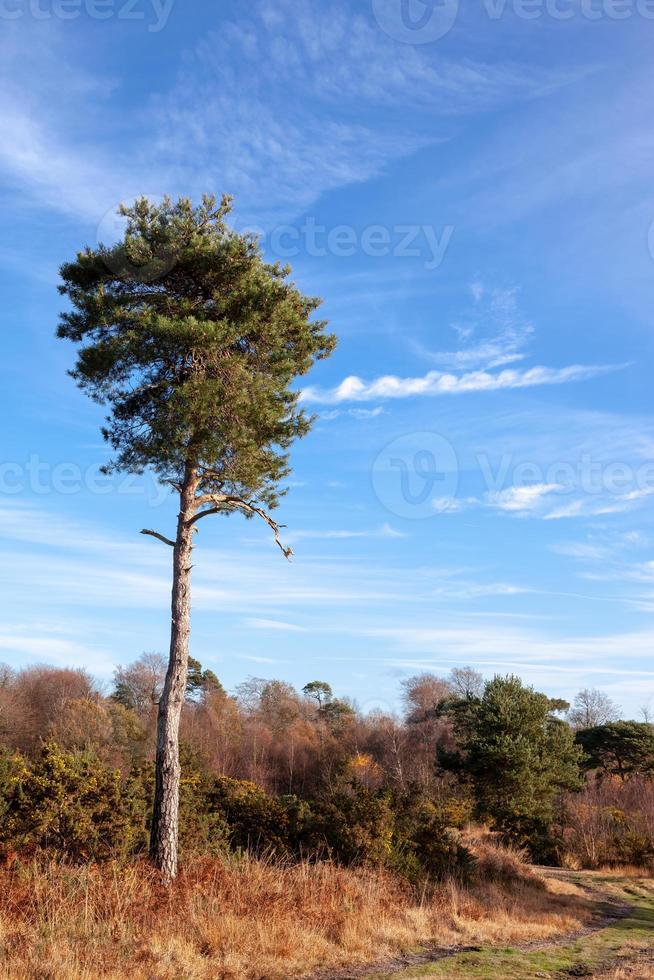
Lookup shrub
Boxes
[208,776,308,856]
[307,785,396,865]
[306,784,474,880]
[0,742,146,859]
[392,792,474,881]
[613,827,654,868]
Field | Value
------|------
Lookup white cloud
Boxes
[433,477,654,524]
[432,497,468,514]
[427,334,529,371]
[0,625,113,674]
[240,655,282,664]
[430,581,531,599]
[245,618,308,633]
[320,406,385,421]
[287,523,406,543]
[150,0,583,223]
[550,541,610,561]
[357,623,654,669]
[543,487,654,521]
[301,364,617,405]
[348,407,385,419]
[5,500,654,712]
[0,25,162,222]
[488,483,563,513]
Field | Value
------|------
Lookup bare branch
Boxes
[141,528,175,548]
[189,494,293,559]
[191,506,223,522]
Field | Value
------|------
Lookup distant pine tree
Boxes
[441,674,583,857]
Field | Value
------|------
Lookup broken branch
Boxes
[141,528,175,548]
[189,494,293,559]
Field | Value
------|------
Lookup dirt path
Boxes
[308,943,488,980]
[308,871,654,980]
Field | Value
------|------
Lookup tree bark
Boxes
[150,464,198,881]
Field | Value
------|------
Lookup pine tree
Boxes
[57,195,335,880]
[442,675,582,854]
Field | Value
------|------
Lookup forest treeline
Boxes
[1,658,653,875]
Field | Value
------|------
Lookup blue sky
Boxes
[2,0,654,716]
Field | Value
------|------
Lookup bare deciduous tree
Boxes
[112,652,167,716]
[449,666,484,699]
[567,688,620,730]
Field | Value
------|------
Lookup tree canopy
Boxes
[576,721,654,780]
[58,194,336,517]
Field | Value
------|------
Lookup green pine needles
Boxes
[58,194,336,514]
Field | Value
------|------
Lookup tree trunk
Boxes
[150,465,198,881]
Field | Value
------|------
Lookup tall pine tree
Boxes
[58,195,336,879]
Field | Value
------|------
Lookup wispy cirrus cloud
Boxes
[151,1,586,222]
[0,623,113,674]
[0,1,587,228]
[426,332,530,371]
[543,487,654,521]
[550,541,611,561]
[356,623,654,672]
[416,285,534,370]
[245,618,308,633]
[319,406,385,422]
[286,523,405,543]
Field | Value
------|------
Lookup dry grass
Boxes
[0,845,593,980]
[593,955,654,979]
[595,864,654,877]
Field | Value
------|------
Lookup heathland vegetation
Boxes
[1,661,653,874]
[1,661,654,977]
